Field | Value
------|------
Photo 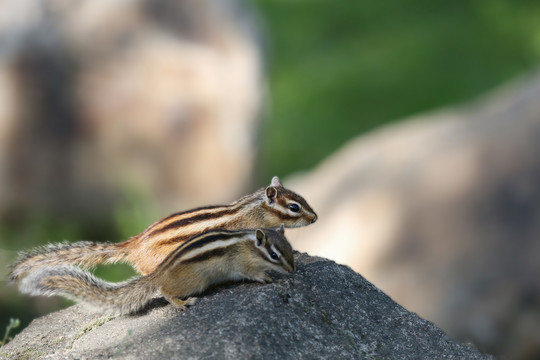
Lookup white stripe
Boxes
[153,215,239,241]
[270,245,282,261]
[173,235,250,265]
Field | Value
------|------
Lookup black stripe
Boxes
[137,205,221,235]
[180,246,230,264]
[158,231,244,269]
[277,198,289,208]
[157,234,193,246]
[278,188,316,214]
[147,208,240,236]
[159,205,223,222]
[276,213,301,221]
[262,203,299,221]
[177,232,240,257]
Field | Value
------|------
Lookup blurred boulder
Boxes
[286,70,540,359]
[0,0,262,221]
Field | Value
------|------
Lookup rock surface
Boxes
[1,253,493,359]
[286,70,540,358]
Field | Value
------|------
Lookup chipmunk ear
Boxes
[255,229,266,248]
[279,223,285,234]
[265,185,277,205]
[271,176,282,187]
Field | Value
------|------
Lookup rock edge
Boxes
[1,253,494,359]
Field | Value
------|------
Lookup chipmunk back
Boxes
[18,227,294,315]
[10,176,315,280]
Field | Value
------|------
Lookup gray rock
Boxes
[286,70,540,358]
[0,253,494,359]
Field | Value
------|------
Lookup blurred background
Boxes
[1,0,540,358]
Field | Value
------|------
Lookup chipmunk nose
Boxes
[311,213,318,223]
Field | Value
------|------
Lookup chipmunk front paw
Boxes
[168,296,198,311]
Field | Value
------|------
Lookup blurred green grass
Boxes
[2,0,540,341]
[0,194,148,341]
[255,0,540,179]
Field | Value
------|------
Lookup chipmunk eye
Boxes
[288,203,301,213]
[270,252,279,260]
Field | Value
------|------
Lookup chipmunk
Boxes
[10,176,315,280]
[18,227,294,315]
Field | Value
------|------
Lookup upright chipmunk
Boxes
[10,176,315,279]
[18,228,295,315]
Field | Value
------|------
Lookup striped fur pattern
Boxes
[125,176,315,274]
[9,241,125,283]
[18,228,295,315]
[9,176,314,278]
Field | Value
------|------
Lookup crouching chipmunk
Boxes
[10,176,315,278]
[16,227,295,315]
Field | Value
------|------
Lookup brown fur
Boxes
[9,177,314,278]
[9,241,126,283]
[18,229,295,315]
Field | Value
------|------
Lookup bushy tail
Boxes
[9,241,128,283]
[19,265,158,314]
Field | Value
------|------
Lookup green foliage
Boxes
[114,184,158,241]
[0,214,83,252]
[0,188,152,340]
[93,263,138,283]
[0,318,20,348]
[254,0,540,179]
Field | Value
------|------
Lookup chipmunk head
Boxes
[263,176,317,227]
[254,227,295,273]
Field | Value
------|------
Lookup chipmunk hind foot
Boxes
[164,296,198,311]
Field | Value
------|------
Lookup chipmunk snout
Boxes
[288,260,296,272]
